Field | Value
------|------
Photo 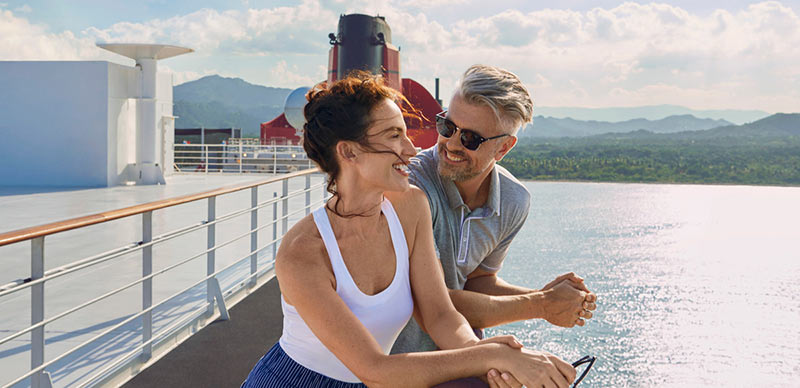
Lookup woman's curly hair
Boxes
[302,71,416,216]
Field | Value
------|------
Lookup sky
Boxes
[1,0,799,112]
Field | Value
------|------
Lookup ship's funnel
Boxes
[332,14,392,80]
[97,43,193,185]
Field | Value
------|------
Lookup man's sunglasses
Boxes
[571,355,596,387]
[435,111,509,151]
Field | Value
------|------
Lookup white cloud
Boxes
[381,1,800,111]
[84,0,339,55]
[0,8,127,64]
[2,1,798,111]
[14,4,31,13]
[269,60,317,88]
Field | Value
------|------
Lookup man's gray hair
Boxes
[455,64,533,135]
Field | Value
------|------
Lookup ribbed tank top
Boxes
[279,199,414,383]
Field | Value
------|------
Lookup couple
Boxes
[242,65,598,388]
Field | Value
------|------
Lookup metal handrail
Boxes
[6,191,325,388]
[0,168,317,247]
[0,183,323,298]
[0,189,324,348]
[1,168,327,388]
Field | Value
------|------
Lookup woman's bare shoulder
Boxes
[385,185,428,216]
[275,214,328,279]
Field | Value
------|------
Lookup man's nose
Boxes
[444,129,463,151]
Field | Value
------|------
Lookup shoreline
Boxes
[518,178,800,189]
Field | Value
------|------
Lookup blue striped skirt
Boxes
[241,343,367,388]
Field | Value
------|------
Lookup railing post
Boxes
[322,175,328,202]
[272,147,277,174]
[305,174,311,215]
[282,179,289,235]
[250,187,258,287]
[141,211,153,360]
[31,236,45,388]
[239,142,243,173]
[272,192,277,260]
[207,197,216,314]
[204,145,208,174]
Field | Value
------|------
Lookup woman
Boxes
[242,72,576,388]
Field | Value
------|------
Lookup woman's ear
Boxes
[336,141,358,162]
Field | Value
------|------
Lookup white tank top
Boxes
[279,199,414,383]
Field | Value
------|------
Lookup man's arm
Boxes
[464,267,537,296]
[450,269,596,329]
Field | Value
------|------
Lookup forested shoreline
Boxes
[500,136,800,186]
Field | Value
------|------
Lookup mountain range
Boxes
[174,75,292,137]
[534,105,769,125]
[173,75,783,138]
[523,115,732,138]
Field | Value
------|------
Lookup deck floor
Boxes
[122,277,284,387]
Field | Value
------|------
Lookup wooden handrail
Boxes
[0,168,320,247]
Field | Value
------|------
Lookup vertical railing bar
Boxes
[141,211,153,360]
[250,187,258,287]
[272,192,278,260]
[322,175,328,203]
[31,236,45,388]
[204,144,208,174]
[305,174,311,215]
[207,196,216,315]
[239,141,243,173]
[282,179,289,236]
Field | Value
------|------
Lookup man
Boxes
[392,65,597,357]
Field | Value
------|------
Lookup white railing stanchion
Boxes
[239,142,243,173]
[31,236,46,388]
[272,192,278,260]
[250,187,258,287]
[207,196,216,315]
[273,148,277,173]
[204,144,208,174]
[282,179,289,235]
[142,211,153,360]
[305,174,311,215]
[209,278,230,320]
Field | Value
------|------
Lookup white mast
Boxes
[97,43,193,184]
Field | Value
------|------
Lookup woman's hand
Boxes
[491,346,576,388]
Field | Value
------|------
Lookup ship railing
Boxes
[0,168,327,388]
[173,143,312,174]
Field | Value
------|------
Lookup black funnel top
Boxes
[334,14,392,79]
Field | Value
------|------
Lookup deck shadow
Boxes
[122,278,284,388]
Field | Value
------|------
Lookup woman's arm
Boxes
[277,216,575,388]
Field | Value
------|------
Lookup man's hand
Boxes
[540,273,597,328]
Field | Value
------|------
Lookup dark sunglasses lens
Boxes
[436,117,456,138]
[460,130,483,150]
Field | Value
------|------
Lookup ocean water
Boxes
[487,181,800,387]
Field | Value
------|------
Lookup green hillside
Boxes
[173,75,292,137]
[501,114,800,186]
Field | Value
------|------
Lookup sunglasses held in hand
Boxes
[435,111,510,151]
[571,355,596,388]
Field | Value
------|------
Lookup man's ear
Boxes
[494,136,517,162]
[336,141,358,162]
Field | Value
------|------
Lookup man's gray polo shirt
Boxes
[391,145,531,354]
